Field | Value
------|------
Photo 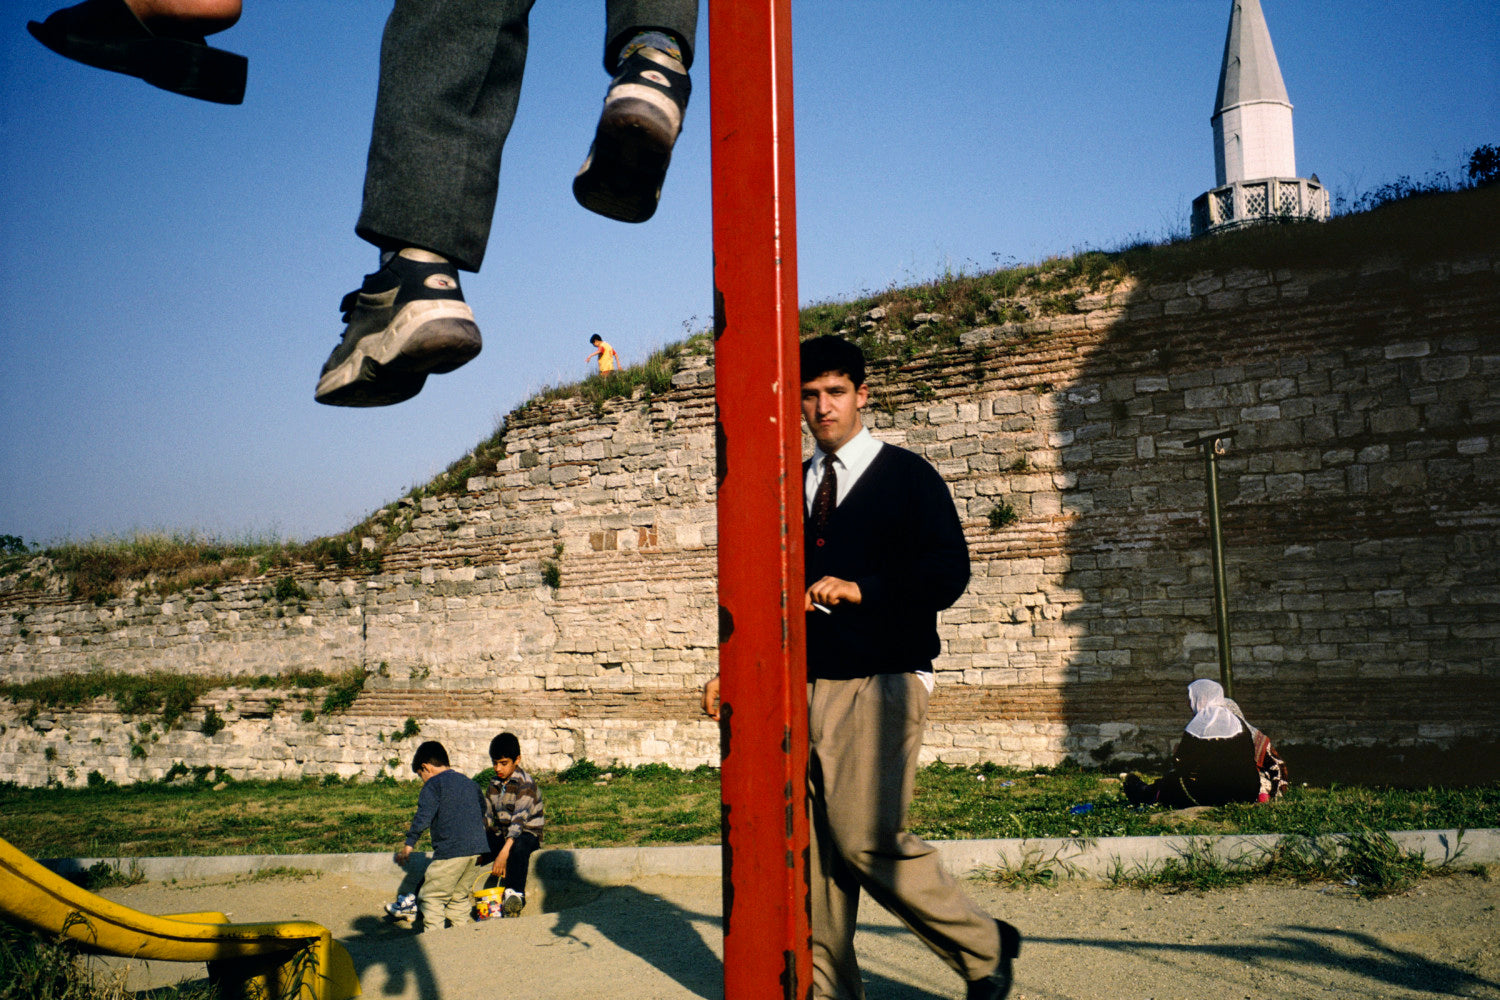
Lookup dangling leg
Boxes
[317,0,536,407]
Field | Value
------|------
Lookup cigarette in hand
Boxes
[812,602,831,614]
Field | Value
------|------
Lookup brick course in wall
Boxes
[2,250,1496,785]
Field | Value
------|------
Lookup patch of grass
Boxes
[0,913,222,1000]
[796,183,1499,372]
[4,529,375,607]
[1327,829,1444,897]
[70,860,146,891]
[544,762,722,848]
[1106,829,1464,898]
[244,865,318,883]
[973,841,1083,888]
[37,532,278,605]
[1117,178,1498,283]
[554,758,605,783]
[522,334,711,418]
[1,764,1491,868]
[1184,782,1496,838]
[908,764,1498,843]
[397,418,509,504]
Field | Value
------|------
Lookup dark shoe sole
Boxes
[29,0,246,104]
[315,302,482,408]
[573,98,677,223]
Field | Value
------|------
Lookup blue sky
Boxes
[1,1,1495,545]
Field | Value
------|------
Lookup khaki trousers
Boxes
[419,854,480,928]
[808,673,1000,999]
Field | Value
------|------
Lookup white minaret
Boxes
[1192,0,1328,236]
[1212,0,1295,185]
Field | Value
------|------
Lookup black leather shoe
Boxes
[965,919,1021,1000]
[29,0,247,104]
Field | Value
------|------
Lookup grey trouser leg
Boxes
[357,0,698,272]
[807,674,1002,999]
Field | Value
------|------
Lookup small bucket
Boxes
[472,886,505,920]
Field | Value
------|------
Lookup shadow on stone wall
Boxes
[1052,250,1500,775]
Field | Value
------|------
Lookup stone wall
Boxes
[2,241,1496,786]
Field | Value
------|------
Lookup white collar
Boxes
[815,424,881,479]
[807,425,881,511]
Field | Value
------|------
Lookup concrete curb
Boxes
[42,829,1496,884]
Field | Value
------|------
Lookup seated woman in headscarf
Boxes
[1124,678,1287,807]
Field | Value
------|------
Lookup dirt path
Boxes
[97,868,1500,999]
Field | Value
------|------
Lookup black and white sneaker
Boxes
[384,893,418,919]
[573,47,690,224]
[314,249,482,407]
[500,888,525,917]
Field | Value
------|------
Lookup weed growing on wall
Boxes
[270,576,309,603]
[200,708,226,738]
[317,668,369,714]
[540,542,564,591]
[0,668,365,731]
[987,502,1019,530]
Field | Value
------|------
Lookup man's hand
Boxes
[701,674,721,720]
[490,839,512,878]
[395,844,412,865]
[806,576,861,611]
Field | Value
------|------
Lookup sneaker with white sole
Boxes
[314,249,482,407]
[500,888,525,917]
[384,892,418,919]
[573,47,690,223]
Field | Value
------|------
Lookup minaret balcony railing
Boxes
[1191,177,1330,236]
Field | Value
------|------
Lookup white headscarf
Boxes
[1184,678,1244,740]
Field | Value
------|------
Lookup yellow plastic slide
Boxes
[0,837,359,1000]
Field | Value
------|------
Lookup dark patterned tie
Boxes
[812,456,837,531]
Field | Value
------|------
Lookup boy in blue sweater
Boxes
[393,740,489,930]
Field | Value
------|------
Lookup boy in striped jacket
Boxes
[483,732,545,916]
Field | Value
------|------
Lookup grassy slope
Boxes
[3,184,1496,600]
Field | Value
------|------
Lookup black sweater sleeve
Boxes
[851,454,969,614]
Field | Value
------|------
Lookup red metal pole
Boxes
[709,0,810,997]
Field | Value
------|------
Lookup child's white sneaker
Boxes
[384,893,418,919]
[501,888,525,917]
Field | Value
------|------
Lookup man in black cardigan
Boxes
[706,336,1020,1000]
